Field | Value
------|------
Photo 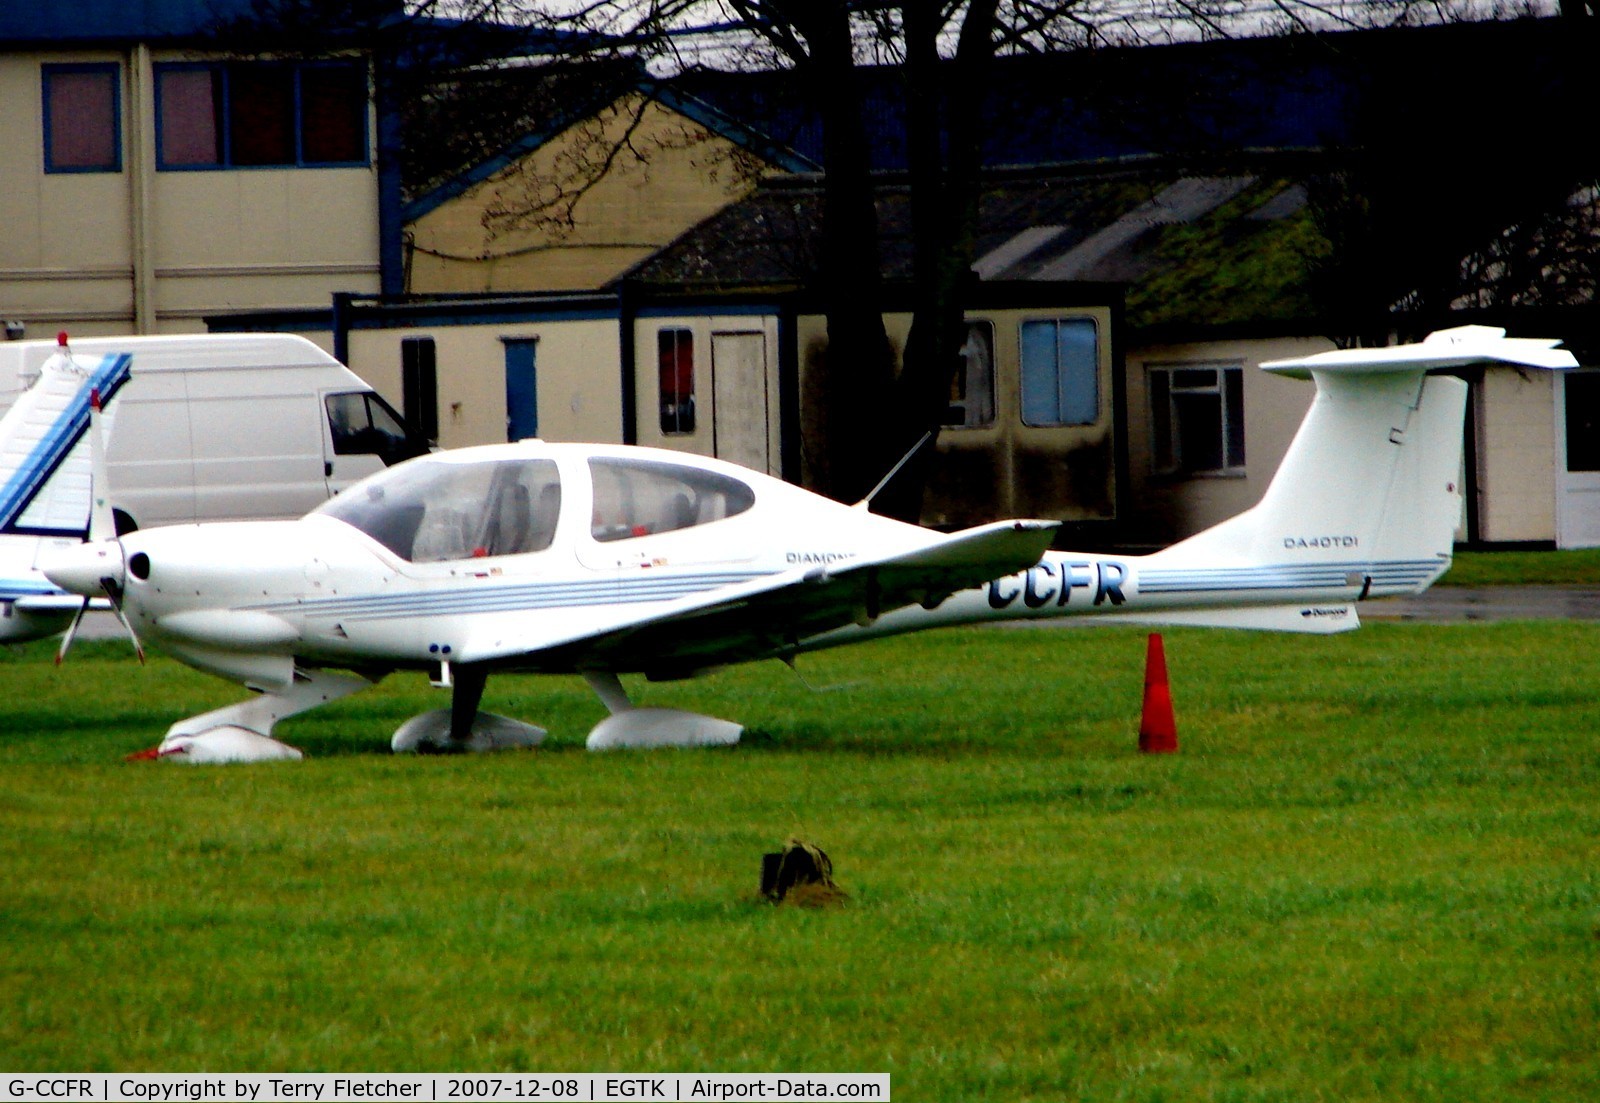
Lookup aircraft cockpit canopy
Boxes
[587,457,755,543]
[316,453,755,563]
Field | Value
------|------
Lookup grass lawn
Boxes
[1,622,1597,1100]
[1438,548,1600,587]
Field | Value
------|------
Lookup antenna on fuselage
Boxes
[852,430,935,512]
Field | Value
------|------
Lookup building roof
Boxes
[0,0,267,48]
[626,18,1598,338]
[622,164,1331,334]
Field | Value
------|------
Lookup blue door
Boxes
[504,339,538,441]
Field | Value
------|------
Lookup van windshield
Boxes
[317,457,562,562]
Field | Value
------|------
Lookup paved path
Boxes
[1365,586,1600,623]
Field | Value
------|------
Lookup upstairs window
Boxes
[1149,364,1246,477]
[156,61,368,169]
[658,328,696,435]
[1020,318,1099,427]
[42,64,121,173]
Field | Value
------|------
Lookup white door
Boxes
[711,332,770,474]
[1555,369,1600,548]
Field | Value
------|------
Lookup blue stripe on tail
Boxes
[0,352,132,535]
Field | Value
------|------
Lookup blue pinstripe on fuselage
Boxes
[1135,559,1442,596]
[245,569,775,623]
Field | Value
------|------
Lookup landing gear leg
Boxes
[150,667,381,762]
[449,663,489,745]
[163,667,380,743]
[390,663,547,754]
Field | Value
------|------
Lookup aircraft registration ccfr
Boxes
[26,327,1580,762]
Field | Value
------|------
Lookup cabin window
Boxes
[42,64,121,173]
[658,328,696,435]
[1020,318,1098,427]
[943,322,996,429]
[401,338,439,445]
[155,61,368,169]
[589,458,754,543]
[319,458,562,562]
[1149,364,1246,477]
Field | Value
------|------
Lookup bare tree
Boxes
[213,0,1569,518]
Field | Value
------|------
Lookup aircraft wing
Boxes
[455,518,1059,674]
[11,594,87,614]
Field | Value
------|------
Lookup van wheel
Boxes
[113,509,138,536]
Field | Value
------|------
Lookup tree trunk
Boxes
[793,3,897,505]
[872,1,998,523]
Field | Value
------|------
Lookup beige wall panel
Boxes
[0,58,48,269]
[407,96,765,293]
[513,320,625,444]
[1125,337,1321,544]
[347,321,624,450]
[37,177,134,267]
[153,268,379,320]
[0,272,132,325]
[345,331,406,411]
[153,170,379,269]
[1478,367,1556,543]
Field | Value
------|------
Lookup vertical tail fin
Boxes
[1153,327,1575,596]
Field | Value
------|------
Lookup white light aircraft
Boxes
[0,336,130,645]
[41,326,1576,762]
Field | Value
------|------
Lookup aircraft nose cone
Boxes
[41,539,125,597]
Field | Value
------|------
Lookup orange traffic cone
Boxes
[1139,633,1178,753]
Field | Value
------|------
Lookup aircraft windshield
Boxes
[318,457,562,562]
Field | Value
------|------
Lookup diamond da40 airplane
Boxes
[40,326,1576,762]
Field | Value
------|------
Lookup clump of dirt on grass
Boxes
[762,838,848,908]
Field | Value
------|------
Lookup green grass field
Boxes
[2,621,1597,1100]
[1442,548,1600,587]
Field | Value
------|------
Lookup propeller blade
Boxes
[101,576,145,664]
[54,598,90,666]
[86,385,116,543]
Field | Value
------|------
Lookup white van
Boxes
[0,333,425,533]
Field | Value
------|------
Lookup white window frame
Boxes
[1148,362,1246,478]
